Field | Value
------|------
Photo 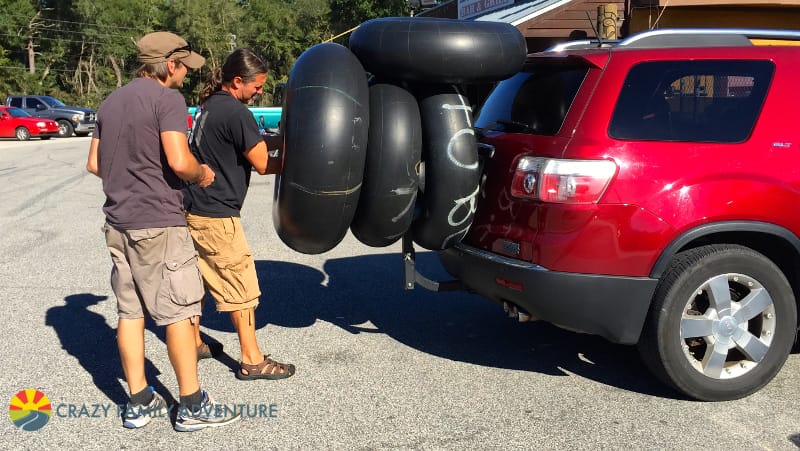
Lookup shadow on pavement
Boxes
[46,293,176,406]
[195,251,681,399]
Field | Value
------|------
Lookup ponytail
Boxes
[198,67,223,105]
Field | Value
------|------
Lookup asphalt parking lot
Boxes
[0,137,798,449]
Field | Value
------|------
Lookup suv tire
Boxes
[638,244,797,401]
[57,119,73,138]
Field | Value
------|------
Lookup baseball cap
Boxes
[136,31,205,70]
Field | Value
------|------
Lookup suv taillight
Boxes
[510,157,617,204]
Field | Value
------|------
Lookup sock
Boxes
[180,389,204,414]
[129,386,154,406]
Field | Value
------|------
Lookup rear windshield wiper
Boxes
[477,119,535,135]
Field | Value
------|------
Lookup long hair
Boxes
[198,48,267,105]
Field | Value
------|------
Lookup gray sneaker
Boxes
[174,391,241,432]
[122,387,167,429]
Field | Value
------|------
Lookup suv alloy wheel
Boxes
[638,245,797,401]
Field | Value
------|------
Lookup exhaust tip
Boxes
[503,302,536,322]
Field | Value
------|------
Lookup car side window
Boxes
[476,66,588,136]
[609,60,774,143]
[8,98,22,108]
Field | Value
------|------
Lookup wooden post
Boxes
[598,4,618,40]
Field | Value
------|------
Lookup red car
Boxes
[0,106,59,140]
[423,28,800,401]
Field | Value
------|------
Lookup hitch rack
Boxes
[401,233,464,292]
[400,142,494,292]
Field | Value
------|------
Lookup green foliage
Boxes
[328,0,409,41]
[0,0,51,97]
[0,0,410,106]
[237,0,330,104]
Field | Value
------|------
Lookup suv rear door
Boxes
[468,52,606,259]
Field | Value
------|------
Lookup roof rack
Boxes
[545,39,619,52]
[545,28,800,52]
[618,28,800,49]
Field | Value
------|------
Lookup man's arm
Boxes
[86,137,100,177]
[161,131,215,187]
[244,135,284,175]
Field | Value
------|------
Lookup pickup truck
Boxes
[187,82,284,133]
[187,106,281,134]
[4,95,96,138]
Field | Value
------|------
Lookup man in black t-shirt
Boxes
[184,48,294,380]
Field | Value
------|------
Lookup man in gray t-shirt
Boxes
[95,76,195,229]
[86,31,240,432]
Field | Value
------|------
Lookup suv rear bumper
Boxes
[438,244,658,344]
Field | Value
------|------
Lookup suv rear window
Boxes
[475,66,588,136]
[609,60,774,143]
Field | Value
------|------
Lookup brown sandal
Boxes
[236,354,296,380]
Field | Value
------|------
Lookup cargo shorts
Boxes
[185,213,261,312]
[104,223,204,326]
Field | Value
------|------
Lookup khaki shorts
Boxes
[186,213,261,312]
[104,223,203,326]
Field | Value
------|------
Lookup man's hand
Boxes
[196,164,215,188]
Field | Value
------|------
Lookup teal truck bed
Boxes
[187,106,281,132]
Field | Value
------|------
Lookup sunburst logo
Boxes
[9,389,52,431]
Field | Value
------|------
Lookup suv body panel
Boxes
[447,37,800,344]
[649,220,800,279]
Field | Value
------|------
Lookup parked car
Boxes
[0,106,59,140]
[4,95,95,138]
[415,28,800,401]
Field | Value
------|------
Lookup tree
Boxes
[237,0,330,102]
[0,0,366,106]
[0,0,63,96]
[74,0,170,100]
[328,0,409,44]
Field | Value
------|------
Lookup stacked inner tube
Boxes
[410,83,480,250]
[350,17,528,84]
[275,17,526,253]
[273,42,369,254]
[350,82,422,247]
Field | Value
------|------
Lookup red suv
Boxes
[431,28,800,401]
